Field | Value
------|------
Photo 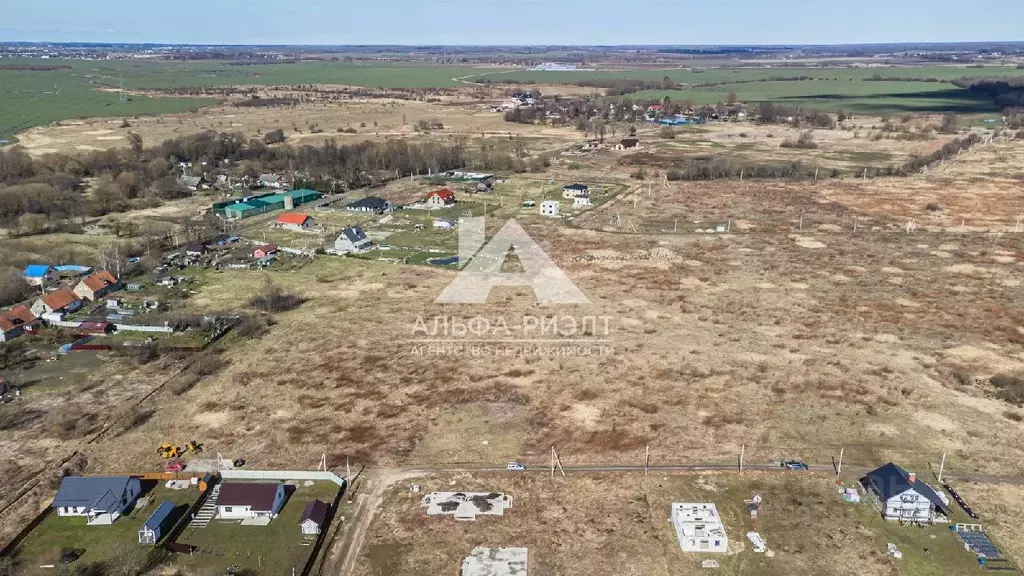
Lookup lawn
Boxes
[171,480,341,575]
[15,481,200,573]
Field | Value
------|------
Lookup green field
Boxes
[478,65,1024,115]
[0,59,503,141]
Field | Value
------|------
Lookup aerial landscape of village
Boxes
[2,3,1024,575]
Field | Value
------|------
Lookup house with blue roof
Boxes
[861,462,950,525]
[23,265,58,287]
[52,476,142,525]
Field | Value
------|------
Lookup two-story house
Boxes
[861,462,950,524]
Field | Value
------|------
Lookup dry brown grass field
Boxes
[2,82,1024,571]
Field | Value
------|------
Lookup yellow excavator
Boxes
[186,440,203,454]
[156,443,182,459]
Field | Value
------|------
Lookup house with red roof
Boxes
[425,188,456,207]
[253,244,278,259]
[73,270,120,302]
[0,306,40,342]
[276,212,314,231]
[30,289,82,318]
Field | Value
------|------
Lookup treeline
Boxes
[659,157,831,181]
[952,77,1024,109]
[573,77,678,95]
[900,133,982,174]
[755,102,838,128]
[234,96,302,108]
[0,64,72,71]
[865,75,942,82]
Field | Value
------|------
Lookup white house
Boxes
[334,226,372,253]
[671,503,728,553]
[573,196,592,208]
[561,183,588,199]
[52,476,142,525]
[216,482,287,521]
[861,463,950,524]
[540,201,560,217]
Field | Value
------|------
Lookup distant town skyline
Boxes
[3,0,1023,46]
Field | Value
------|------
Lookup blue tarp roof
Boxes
[23,265,52,278]
[144,500,176,531]
[54,265,93,273]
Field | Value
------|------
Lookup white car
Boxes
[506,461,526,472]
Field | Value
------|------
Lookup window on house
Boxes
[224,507,233,512]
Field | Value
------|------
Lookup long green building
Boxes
[214,189,323,220]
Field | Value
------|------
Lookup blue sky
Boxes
[3,0,1022,45]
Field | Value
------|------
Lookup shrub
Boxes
[991,373,1024,406]
[248,281,306,313]
[925,202,943,212]
[659,127,676,139]
[780,131,818,149]
[262,129,286,144]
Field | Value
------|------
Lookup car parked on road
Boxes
[781,460,809,470]
[506,461,527,472]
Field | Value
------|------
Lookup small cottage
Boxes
[0,306,39,342]
[300,499,329,535]
[425,188,456,207]
[215,482,287,521]
[561,184,589,199]
[253,244,278,259]
[277,212,314,231]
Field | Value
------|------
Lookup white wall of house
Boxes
[56,506,89,517]
[217,504,256,519]
[882,491,934,522]
[540,201,560,216]
[300,519,321,535]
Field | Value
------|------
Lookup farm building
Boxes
[573,196,592,208]
[300,499,329,535]
[23,264,59,287]
[31,289,82,317]
[421,492,512,521]
[215,482,286,522]
[138,500,176,544]
[257,173,287,189]
[671,503,728,553]
[346,196,390,213]
[334,227,372,253]
[860,462,950,524]
[561,184,588,199]
[277,212,314,231]
[0,306,39,342]
[221,189,323,220]
[461,547,528,576]
[540,201,560,217]
[52,476,142,525]
[253,244,278,259]
[426,188,457,207]
[73,271,121,302]
[178,175,204,191]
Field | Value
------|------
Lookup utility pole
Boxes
[644,445,650,476]
[739,444,745,472]
[937,452,946,483]
[837,447,844,476]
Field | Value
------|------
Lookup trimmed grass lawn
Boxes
[171,481,340,575]
[16,482,199,572]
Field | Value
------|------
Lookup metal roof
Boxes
[300,499,329,525]
[861,462,950,513]
[52,476,137,512]
[217,482,281,510]
[143,500,176,531]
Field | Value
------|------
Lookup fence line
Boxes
[220,469,347,487]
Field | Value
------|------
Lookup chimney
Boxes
[908,472,916,483]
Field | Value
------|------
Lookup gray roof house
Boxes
[334,226,372,253]
[345,196,390,213]
[861,462,950,524]
[52,476,142,525]
[178,175,204,191]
